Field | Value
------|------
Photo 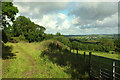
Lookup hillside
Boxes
[2,40,89,79]
[2,40,70,78]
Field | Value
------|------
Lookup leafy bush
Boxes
[114,39,120,52]
[44,34,54,40]
[19,34,26,41]
[9,37,19,43]
[54,36,70,46]
[2,30,8,43]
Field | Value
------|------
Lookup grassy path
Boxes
[2,41,70,78]
[15,44,36,77]
[2,42,35,78]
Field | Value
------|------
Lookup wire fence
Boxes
[84,52,120,80]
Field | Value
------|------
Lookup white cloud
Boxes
[31,14,57,30]
[72,17,79,24]
[14,2,68,18]
[69,2,117,24]
[14,4,30,14]
[58,13,67,20]
[58,19,70,30]
[95,13,118,28]
[13,2,118,35]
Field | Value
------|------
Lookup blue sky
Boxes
[14,2,118,35]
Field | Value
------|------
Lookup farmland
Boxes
[2,37,120,78]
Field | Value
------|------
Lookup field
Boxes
[2,39,120,79]
[72,50,120,60]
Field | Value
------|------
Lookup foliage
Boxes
[54,36,70,46]
[1,2,19,42]
[71,41,79,50]
[19,34,26,41]
[56,32,61,36]
[114,39,120,52]
[99,38,115,52]
[70,37,116,53]
[2,30,8,43]
[44,34,54,40]
[12,16,46,42]
[2,2,19,27]
[79,43,88,51]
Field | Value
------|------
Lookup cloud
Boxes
[31,13,70,34]
[72,17,79,24]
[31,14,57,30]
[70,2,117,24]
[58,13,67,20]
[69,2,118,34]
[14,2,68,18]
[58,19,70,30]
[13,2,118,35]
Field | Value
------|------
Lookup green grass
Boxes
[71,50,120,60]
[2,40,120,79]
[2,41,70,78]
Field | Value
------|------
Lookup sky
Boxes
[13,2,118,35]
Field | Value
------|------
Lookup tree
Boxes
[99,38,115,52]
[2,30,8,43]
[114,39,120,52]
[12,16,46,42]
[72,41,79,54]
[1,2,19,43]
[56,32,61,36]
[44,33,54,40]
[55,36,70,45]
[13,16,32,37]
[2,2,19,27]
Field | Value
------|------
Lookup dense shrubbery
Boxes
[19,34,26,41]
[3,16,46,42]
[54,36,70,46]
[114,39,120,52]
[53,35,119,53]
[12,16,46,42]
[69,38,119,53]
[44,34,54,40]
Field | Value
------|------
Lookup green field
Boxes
[71,50,120,60]
[2,40,120,78]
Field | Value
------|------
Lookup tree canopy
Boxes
[1,2,19,43]
[12,16,46,42]
[2,2,19,27]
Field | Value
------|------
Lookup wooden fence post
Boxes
[99,65,102,79]
[70,48,71,53]
[84,52,86,64]
[89,52,92,78]
[113,61,115,80]
[77,49,78,55]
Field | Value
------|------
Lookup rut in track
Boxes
[16,44,37,77]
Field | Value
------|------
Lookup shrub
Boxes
[19,34,26,41]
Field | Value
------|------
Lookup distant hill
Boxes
[64,34,120,37]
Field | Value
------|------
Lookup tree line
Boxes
[55,34,120,54]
